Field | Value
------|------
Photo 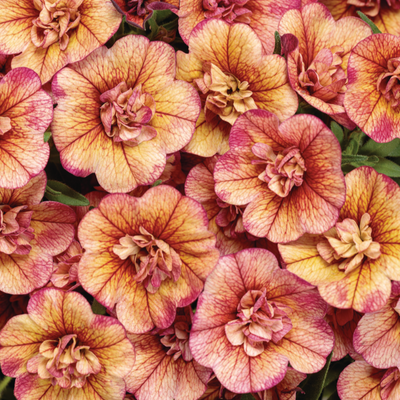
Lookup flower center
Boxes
[251,143,306,198]
[113,227,182,293]
[51,242,82,289]
[100,82,157,146]
[225,289,292,357]
[126,0,148,16]
[377,57,400,110]
[203,0,252,24]
[317,213,381,275]
[195,62,257,125]
[32,0,82,51]
[27,334,101,389]
[0,116,11,135]
[159,320,192,361]
[346,0,380,16]
[0,205,34,255]
[215,197,247,239]
[298,47,347,102]
[380,367,400,399]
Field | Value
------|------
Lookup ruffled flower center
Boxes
[113,227,182,293]
[0,205,34,255]
[100,82,158,146]
[27,334,101,389]
[32,0,82,51]
[298,46,347,102]
[0,116,11,135]
[377,57,400,110]
[380,367,400,400]
[346,0,380,17]
[126,0,150,16]
[203,0,252,24]
[195,62,257,125]
[317,213,381,275]
[159,320,192,361]
[225,289,292,357]
[251,143,306,198]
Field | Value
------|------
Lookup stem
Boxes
[0,376,12,398]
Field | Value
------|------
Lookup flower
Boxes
[189,248,333,394]
[0,0,122,83]
[214,110,345,243]
[52,35,201,193]
[176,19,298,157]
[125,307,213,400]
[278,3,372,129]
[279,166,400,313]
[0,68,53,189]
[344,33,400,142]
[0,288,135,400]
[0,172,76,295]
[78,185,219,333]
[178,0,300,53]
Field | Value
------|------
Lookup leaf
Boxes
[92,299,107,315]
[273,31,281,55]
[359,138,400,157]
[241,395,255,400]
[298,352,333,400]
[341,154,368,165]
[356,11,382,34]
[44,130,52,143]
[330,121,344,144]
[152,179,163,187]
[342,130,365,155]
[350,155,379,168]
[45,181,90,206]
[373,157,400,177]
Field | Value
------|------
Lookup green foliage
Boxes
[341,154,379,167]
[373,157,400,177]
[146,9,178,41]
[241,394,255,400]
[152,179,163,187]
[273,31,281,55]
[359,138,400,157]
[330,122,344,145]
[45,180,90,206]
[356,11,382,34]
[92,299,107,315]
[43,130,52,143]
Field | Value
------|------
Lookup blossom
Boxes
[112,0,179,29]
[176,19,298,157]
[214,110,345,243]
[279,166,400,313]
[0,172,76,295]
[78,185,219,334]
[278,3,372,129]
[125,307,212,400]
[178,0,300,53]
[0,288,135,400]
[0,0,122,84]
[52,35,200,193]
[190,248,333,394]
[344,33,400,142]
[0,68,53,189]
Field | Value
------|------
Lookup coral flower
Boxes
[278,3,372,129]
[279,166,400,313]
[0,172,76,295]
[112,0,179,29]
[0,68,53,189]
[176,19,298,157]
[344,33,400,142]
[125,307,212,400]
[78,185,219,334]
[0,0,122,84]
[0,288,135,400]
[178,0,300,53]
[52,35,200,193]
[214,110,345,243]
[190,248,334,394]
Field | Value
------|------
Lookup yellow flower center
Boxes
[0,116,11,136]
[195,62,257,125]
[203,0,252,24]
[317,213,381,275]
[113,227,182,293]
[32,0,82,51]
[100,82,158,147]
[377,57,400,110]
[225,289,292,357]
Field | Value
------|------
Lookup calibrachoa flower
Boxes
[0,68,52,189]
[279,166,400,313]
[176,19,298,157]
[0,288,135,400]
[344,33,400,142]
[0,172,76,295]
[214,110,345,243]
[338,361,400,400]
[278,3,372,129]
[189,248,334,394]
[0,0,122,84]
[111,0,179,29]
[78,185,219,333]
[125,307,213,400]
[52,35,201,193]
[178,0,300,53]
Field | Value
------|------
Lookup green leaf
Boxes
[349,155,379,168]
[241,395,255,400]
[360,138,400,157]
[152,179,163,187]
[45,181,90,206]
[0,376,12,398]
[330,121,344,144]
[92,299,107,315]
[44,130,52,143]
[298,352,333,400]
[356,11,382,34]
[373,157,400,177]
[273,31,281,55]
[341,154,368,165]
[342,130,365,155]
